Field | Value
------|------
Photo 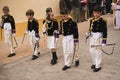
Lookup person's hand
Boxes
[74,39,79,51]
[25,30,28,34]
[35,33,40,41]
[36,38,39,42]
[102,39,106,47]
[53,30,59,38]
[41,32,46,38]
[74,39,79,46]
[102,43,106,47]
[85,32,91,36]
[12,29,16,37]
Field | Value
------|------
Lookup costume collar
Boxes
[29,18,34,22]
[63,18,70,22]
[93,17,101,21]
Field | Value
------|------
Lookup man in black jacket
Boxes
[88,0,97,17]
[59,0,72,14]
[105,0,112,13]
[71,0,81,22]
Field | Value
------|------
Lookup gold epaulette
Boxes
[35,18,38,22]
[53,19,57,22]
[89,18,94,31]
[1,15,7,19]
[68,15,75,21]
[101,17,107,23]
[90,17,94,21]
[63,18,70,22]
[90,18,95,24]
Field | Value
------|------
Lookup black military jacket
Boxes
[60,18,79,39]
[27,18,39,34]
[89,17,107,38]
[1,14,15,30]
[43,19,59,36]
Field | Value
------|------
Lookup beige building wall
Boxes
[0,0,61,41]
[0,0,60,23]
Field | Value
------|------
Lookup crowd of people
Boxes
[0,5,80,71]
[59,0,117,23]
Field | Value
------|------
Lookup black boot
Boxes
[53,52,58,60]
[75,60,79,67]
[62,65,71,71]
[51,52,58,65]
[8,53,16,57]
[32,55,38,60]
[51,59,57,65]
[91,65,96,69]
[93,67,102,72]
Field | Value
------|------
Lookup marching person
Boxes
[42,11,59,65]
[105,0,112,14]
[59,0,72,14]
[71,0,81,22]
[25,9,40,60]
[60,9,79,71]
[42,7,53,37]
[88,0,97,17]
[100,0,106,15]
[87,5,107,72]
[112,0,120,30]
[1,6,16,57]
[80,0,88,22]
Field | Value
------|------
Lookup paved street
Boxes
[0,14,120,80]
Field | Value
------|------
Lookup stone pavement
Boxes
[0,14,120,80]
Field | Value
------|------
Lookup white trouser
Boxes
[28,31,39,56]
[4,29,15,53]
[63,35,74,66]
[47,36,58,49]
[4,23,15,54]
[89,32,102,68]
[115,6,120,29]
